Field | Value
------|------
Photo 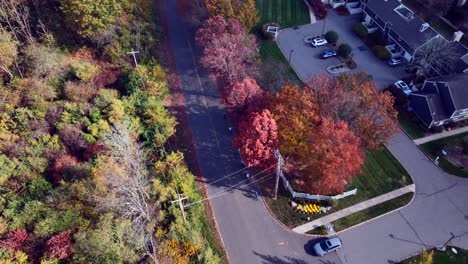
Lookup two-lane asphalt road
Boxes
[162,0,341,263]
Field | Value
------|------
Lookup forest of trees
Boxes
[0,0,219,263]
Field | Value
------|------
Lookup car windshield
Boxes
[320,241,329,251]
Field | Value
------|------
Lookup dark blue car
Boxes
[320,49,337,59]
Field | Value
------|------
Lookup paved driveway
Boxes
[277,11,406,90]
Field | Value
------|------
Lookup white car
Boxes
[313,237,342,256]
[394,80,412,95]
[311,37,328,47]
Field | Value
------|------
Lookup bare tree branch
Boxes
[0,0,34,43]
[413,37,460,77]
[102,120,160,264]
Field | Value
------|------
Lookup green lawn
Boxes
[256,0,310,28]
[261,146,413,228]
[332,192,413,232]
[420,132,468,178]
[401,247,468,264]
[259,40,288,62]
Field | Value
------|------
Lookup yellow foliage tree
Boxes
[0,30,18,78]
[410,250,433,264]
[157,239,197,264]
[206,0,259,30]
[236,0,259,31]
[206,0,235,19]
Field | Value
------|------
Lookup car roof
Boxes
[326,237,342,247]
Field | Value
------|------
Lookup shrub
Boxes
[261,23,280,40]
[367,31,385,46]
[337,43,352,58]
[70,61,101,82]
[307,0,328,19]
[324,30,339,44]
[63,82,98,103]
[353,23,368,38]
[372,45,392,60]
[336,5,349,16]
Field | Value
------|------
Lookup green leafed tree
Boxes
[59,0,122,40]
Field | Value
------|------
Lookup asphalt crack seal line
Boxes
[398,210,427,247]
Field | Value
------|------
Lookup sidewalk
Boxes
[414,126,468,145]
[292,184,415,234]
[303,0,317,24]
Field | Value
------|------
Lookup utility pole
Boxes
[171,193,188,223]
[127,49,140,69]
[321,16,327,36]
[288,49,294,64]
[274,150,283,200]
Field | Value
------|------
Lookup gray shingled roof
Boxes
[429,74,468,110]
[364,0,438,51]
[410,74,468,126]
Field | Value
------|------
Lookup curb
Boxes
[333,191,415,235]
[256,185,323,238]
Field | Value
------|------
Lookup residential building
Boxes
[408,74,468,128]
[360,0,468,76]
[361,0,440,61]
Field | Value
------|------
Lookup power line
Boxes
[192,159,275,193]
[185,166,275,207]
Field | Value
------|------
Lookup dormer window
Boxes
[420,23,429,32]
[394,5,414,22]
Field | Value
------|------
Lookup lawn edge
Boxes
[333,191,415,235]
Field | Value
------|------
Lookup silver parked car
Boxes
[313,237,342,256]
[394,80,412,95]
[311,37,328,47]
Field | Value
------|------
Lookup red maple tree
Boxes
[51,153,79,183]
[234,109,278,168]
[46,230,72,260]
[0,229,29,252]
[223,76,265,109]
[301,118,364,194]
[195,15,257,83]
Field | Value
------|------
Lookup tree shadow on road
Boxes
[253,250,341,264]
[253,251,309,264]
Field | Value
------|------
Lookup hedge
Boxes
[338,43,352,58]
[372,45,392,60]
[325,30,339,44]
[353,23,368,38]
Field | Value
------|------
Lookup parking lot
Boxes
[277,10,406,90]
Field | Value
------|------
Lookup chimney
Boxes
[452,31,464,42]
[420,22,429,32]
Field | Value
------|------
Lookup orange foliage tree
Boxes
[300,118,364,194]
[233,109,278,168]
[267,84,320,160]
